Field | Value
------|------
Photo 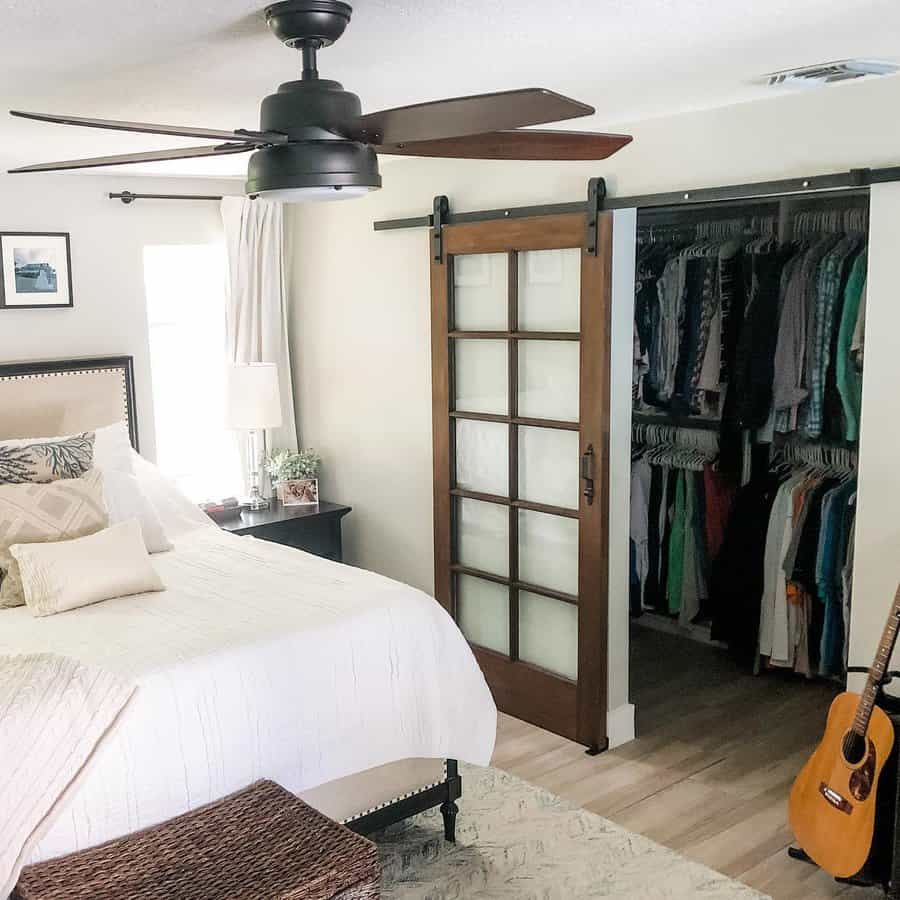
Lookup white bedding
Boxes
[0,459,496,864]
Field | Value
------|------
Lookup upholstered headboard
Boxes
[0,356,138,449]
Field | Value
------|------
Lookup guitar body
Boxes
[789,692,895,878]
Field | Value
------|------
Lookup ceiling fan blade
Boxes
[378,129,633,161]
[10,110,288,145]
[354,89,594,145]
[8,143,253,174]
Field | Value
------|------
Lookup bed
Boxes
[0,355,496,866]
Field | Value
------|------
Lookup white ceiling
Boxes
[2,0,899,180]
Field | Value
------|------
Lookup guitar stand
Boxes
[788,667,900,897]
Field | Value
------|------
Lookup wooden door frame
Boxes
[430,212,613,749]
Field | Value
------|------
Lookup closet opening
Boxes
[627,190,869,754]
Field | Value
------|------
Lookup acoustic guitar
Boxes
[789,583,900,878]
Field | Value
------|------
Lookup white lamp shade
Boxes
[225,363,283,430]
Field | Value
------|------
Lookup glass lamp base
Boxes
[248,488,270,511]
[245,430,270,511]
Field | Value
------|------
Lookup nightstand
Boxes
[220,500,352,562]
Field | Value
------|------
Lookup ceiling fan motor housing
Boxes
[247,77,381,194]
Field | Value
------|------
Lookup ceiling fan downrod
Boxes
[300,40,321,80]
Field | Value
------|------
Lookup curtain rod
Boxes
[109,191,225,205]
[372,165,898,231]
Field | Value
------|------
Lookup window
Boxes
[144,244,242,502]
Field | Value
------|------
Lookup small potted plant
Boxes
[265,448,321,506]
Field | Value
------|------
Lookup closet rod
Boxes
[632,411,721,432]
[373,165,898,231]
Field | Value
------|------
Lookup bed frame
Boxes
[0,354,462,841]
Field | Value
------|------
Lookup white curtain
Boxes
[221,197,298,461]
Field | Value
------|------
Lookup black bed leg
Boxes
[440,798,458,842]
[441,759,461,842]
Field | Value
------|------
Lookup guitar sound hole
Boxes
[842,730,867,765]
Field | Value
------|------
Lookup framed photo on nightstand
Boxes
[0,232,73,309]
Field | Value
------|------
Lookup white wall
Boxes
[848,182,900,693]
[286,74,900,722]
[0,172,239,457]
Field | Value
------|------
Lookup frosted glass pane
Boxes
[518,248,580,332]
[518,340,580,422]
[457,574,509,655]
[518,426,580,509]
[454,340,508,414]
[519,590,578,680]
[453,253,508,331]
[457,498,508,576]
[456,419,508,496]
[519,509,579,596]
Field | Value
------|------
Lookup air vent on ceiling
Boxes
[762,59,899,89]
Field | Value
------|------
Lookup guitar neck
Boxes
[854,583,900,736]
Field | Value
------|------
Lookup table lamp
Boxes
[225,362,283,510]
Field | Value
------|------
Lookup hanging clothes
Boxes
[727,242,793,431]
[665,472,687,615]
[632,204,865,685]
[836,254,867,442]
[679,472,708,626]
[709,472,782,666]
[629,458,652,614]
[758,474,803,664]
[634,227,868,447]
[802,236,863,439]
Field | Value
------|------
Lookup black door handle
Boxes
[581,444,595,506]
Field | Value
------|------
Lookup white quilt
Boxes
[0,461,496,865]
[0,654,134,897]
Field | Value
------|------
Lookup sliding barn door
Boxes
[430,212,612,748]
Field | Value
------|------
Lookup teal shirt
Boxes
[836,251,867,442]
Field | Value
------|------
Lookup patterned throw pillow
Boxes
[0,468,109,608]
[0,432,95,485]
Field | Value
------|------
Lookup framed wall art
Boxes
[0,232,73,309]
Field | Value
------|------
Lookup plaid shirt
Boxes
[803,237,860,439]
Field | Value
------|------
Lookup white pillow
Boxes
[103,469,173,554]
[129,450,219,540]
[11,519,165,617]
[92,422,135,475]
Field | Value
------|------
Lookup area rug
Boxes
[375,765,769,899]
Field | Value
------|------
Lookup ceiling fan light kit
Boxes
[7,0,633,201]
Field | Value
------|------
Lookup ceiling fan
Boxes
[7,0,633,202]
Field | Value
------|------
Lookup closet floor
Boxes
[491,624,882,900]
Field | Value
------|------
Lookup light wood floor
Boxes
[490,624,883,900]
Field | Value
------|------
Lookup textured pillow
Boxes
[0,420,133,479]
[11,518,165,617]
[103,470,172,554]
[0,432,95,485]
[0,469,108,608]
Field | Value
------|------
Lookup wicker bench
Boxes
[14,780,381,900]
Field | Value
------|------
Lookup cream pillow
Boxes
[11,519,164,617]
[0,469,108,608]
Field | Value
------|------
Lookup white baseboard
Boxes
[607,702,635,749]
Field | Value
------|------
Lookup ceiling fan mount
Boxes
[265,0,353,52]
[7,1,634,200]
